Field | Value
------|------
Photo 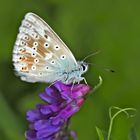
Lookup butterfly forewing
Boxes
[13,12,77,83]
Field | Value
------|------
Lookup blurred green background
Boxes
[0,0,140,140]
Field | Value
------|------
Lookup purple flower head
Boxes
[25,81,91,140]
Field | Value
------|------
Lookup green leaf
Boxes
[96,126,105,140]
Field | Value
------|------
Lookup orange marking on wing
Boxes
[27,64,32,70]
[38,37,46,44]
[19,56,36,63]
[25,56,34,62]
[19,56,26,61]
[20,66,29,72]
[27,38,34,48]
[37,48,46,57]
[24,34,52,58]
[37,45,50,57]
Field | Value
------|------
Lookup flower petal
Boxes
[25,130,37,140]
[54,81,71,92]
[26,110,40,122]
[26,81,92,140]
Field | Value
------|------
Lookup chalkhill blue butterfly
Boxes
[13,13,88,84]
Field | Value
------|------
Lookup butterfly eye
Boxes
[54,45,60,50]
[60,55,66,60]
[44,42,49,48]
[81,63,88,72]
[82,65,86,71]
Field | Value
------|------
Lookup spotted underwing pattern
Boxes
[13,13,88,84]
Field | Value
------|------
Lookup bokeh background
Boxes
[0,0,140,140]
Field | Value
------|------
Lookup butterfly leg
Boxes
[78,77,88,85]
[83,77,88,85]
[71,80,76,94]
[48,79,62,88]
[48,81,57,88]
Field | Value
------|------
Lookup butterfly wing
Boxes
[13,12,77,83]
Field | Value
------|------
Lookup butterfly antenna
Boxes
[83,50,101,61]
[87,63,115,73]
[104,68,115,73]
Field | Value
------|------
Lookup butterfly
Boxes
[12,12,88,84]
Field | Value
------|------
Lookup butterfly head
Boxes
[78,61,88,74]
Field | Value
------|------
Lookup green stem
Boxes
[107,118,113,140]
[107,107,136,140]
[93,76,103,92]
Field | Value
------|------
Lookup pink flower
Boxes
[25,81,91,140]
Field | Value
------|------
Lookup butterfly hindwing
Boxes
[13,13,77,83]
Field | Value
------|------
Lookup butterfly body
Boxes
[13,13,88,84]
